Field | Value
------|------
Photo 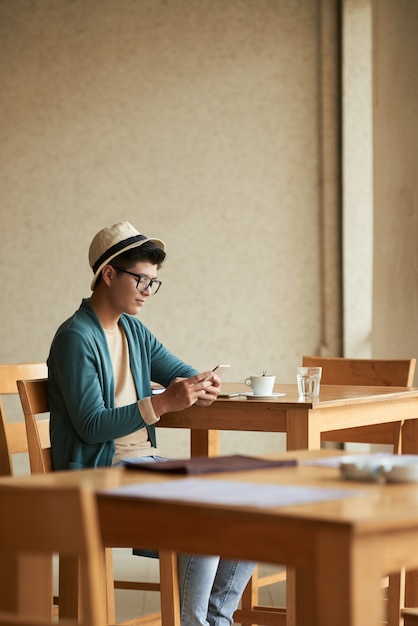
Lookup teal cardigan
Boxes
[47,299,197,470]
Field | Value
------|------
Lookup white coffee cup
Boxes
[244,375,276,396]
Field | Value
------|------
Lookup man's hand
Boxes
[195,372,221,407]
[151,371,220,416]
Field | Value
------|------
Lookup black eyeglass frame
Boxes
[113,267,162,294]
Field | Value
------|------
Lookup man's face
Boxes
[109,261,160,316]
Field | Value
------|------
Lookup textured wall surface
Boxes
[0,1,339,455]
[372,0,418,363]
[342,0,373,358]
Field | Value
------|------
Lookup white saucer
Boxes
[242,392,286,398]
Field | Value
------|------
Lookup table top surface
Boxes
[4,449,418,535]
[216,382,418,406]
[157,383,418,438]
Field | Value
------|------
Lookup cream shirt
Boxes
[104,324,162,464]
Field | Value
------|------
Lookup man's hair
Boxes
[95,241,166,288]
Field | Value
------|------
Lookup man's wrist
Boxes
[137,397,160,424]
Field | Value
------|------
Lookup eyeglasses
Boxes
[113,268,162,295]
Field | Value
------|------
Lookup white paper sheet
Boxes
[104,478,363,508]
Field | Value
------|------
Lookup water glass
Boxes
[297,367,322,399]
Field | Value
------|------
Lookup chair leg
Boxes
[393,421,404,455]
[59,554,80,619]
[105,548,117,624]
[17,554,54,618]
[234,565,287,626]
[386,570,405,626]
[237,568,260,626]
[241,566,259,612]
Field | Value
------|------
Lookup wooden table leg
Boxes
[402,418,418,612]
[285,408,320,626]
[285,409,321,451]
[159,550,181,626]
[285,567,296,626]
[313,530,383,626]
[190,429,220,457]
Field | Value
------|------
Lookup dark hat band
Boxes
[92,234,148,274]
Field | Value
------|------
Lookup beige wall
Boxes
[341,0,418,386]
[5,0,402,458]
[2,1,417,456]
[372,0,418,365]
[342,0,374,358]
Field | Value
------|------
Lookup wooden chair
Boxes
[0,481,108,626]
[0,362,48,476]
[17,377,180,626]
[235,567,286,626]
[302,355,416,452]
[0,363,55,616]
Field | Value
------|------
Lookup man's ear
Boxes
[101,264,116,286]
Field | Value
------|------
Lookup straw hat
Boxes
[88,222,165,290]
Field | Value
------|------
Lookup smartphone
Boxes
[211,364,231,378]
[210,365,236,397]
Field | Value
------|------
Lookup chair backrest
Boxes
[302,356,416,387]
[0,481,107,626]
[0,363,48,476]
[17,378,51,474]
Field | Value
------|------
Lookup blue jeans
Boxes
[178,554,255,626]
[116,456,256,626]
[114,455,167,465]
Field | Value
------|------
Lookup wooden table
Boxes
[93,451,418,625]
[158,383,418,456]
[5,449,418,626]
[159,383,418,626]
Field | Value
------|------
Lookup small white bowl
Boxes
[381,456,418,483]
[340,457,383,482]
